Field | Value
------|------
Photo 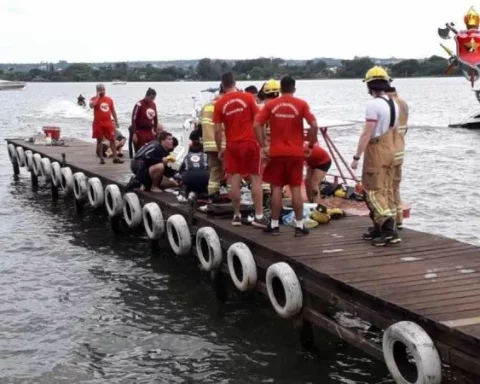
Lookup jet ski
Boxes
[449,89,480,129]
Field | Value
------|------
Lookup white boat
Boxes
[112,80,127,85]
[0,79,26,90]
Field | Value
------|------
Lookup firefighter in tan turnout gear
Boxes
[201,88,225,199]
[386,85,408,231]
[350,66,400,247]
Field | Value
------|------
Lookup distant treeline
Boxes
[0,56,460,82]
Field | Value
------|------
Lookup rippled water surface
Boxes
[0,78,479,383]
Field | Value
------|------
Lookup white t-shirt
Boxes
[365,96,400,138]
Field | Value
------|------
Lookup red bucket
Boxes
[402,201,411,219]
[42,126,61,140]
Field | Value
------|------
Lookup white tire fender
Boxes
[16,147,26,167]
[227,242,257,291]
[73,172,87,201]
[166,214,191,256]
[266,262,303,318]
[142,202,164,240]
[123,192,142,228]
[25,150,33,171]
[40,157,52,179]
[32,153,42,176]
[87,177,104,209]
[50,162,61,187]
[196,227,222,271]
[7,144,16,163]
[383,321,442,384]
[60,167,74,193]
[105,184,122,217]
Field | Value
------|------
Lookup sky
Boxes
[0,0,479,63]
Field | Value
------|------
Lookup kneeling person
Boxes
[135,131,178,193]
[179,141,209,198]
[304,143,331,203]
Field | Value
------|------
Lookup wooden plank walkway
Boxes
[6,137,480,382]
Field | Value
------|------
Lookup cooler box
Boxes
[42,126,61,140]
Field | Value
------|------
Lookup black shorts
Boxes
[182,170,209,194]
[130,159,141,175]
[136,166,153,188]
[314,159,332,172]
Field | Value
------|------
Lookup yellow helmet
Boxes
[363,66,390,83]
[263,79,280,94]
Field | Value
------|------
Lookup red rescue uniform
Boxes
[212,91,261,175]
[91,96,115,141]
[305,144,331,169]
[256,95,316,187]
[132,99,158,150]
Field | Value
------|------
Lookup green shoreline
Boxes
[1,56,459,83]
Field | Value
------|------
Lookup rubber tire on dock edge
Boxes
[196,227,222,271]
[227,242,257,292]
[382,321,442,384]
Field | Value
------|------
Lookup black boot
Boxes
[371,218,396,246]
[363,225,381,240]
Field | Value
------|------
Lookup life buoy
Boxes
[166,214,191,256]
[266,262,303,318]
[383,321,442,384]
[227,242,257,291]
[50,162,61,187]
[60,167,74,193]
[16,147,26,167]
[7,144,16,163]
[32,153,42,176]
[73,172,87,201]
[25,150,33,171]
[40,157,52,179]
[105,184,122,217]
[142,202,164,240]
[87,177,104,209]
[196,227,222,271]
[123,192,142,228]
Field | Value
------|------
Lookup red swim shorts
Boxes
[135,129,155,151]
[263,156,304,187]
[92,124,114,141]
[224,141,261,176]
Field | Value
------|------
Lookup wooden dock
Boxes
[6,137,480,384]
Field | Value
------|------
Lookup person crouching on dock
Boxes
[304,143,331,204]
[134,131,178,193]
[89,83,123,164]
[213,72,268,228]
[255,75,318,237]
[350,66,399,246]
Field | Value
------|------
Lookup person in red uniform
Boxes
[132,88,158,152]
[89,83,123,164]
[304,142,331,203]
[255,76,318,237]
[213,72,268,228]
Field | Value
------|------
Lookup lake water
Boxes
[0,77,479,383]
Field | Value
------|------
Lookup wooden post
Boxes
[12,159,20,179]
[109,216,121,234]
[74,198,83,213]
[150,239,160,253]
[211,270,228,301]
[31,171,38,189]
[294,317,316,352]
[51,181,59,200]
